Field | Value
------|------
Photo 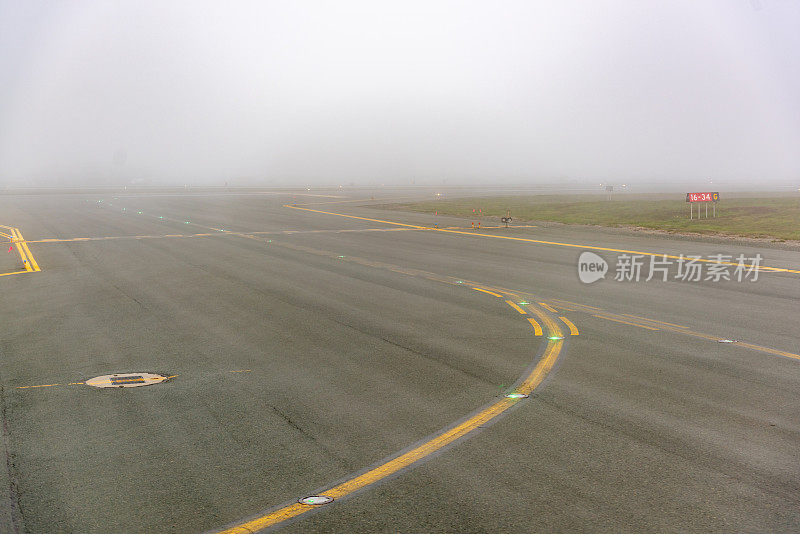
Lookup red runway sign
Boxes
[686,192,719,203]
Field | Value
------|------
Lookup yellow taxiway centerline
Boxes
[215,298,565,533]
[282,205,800,275]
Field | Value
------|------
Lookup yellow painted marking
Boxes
[16,383,61,389]
[551,299,602,311]
[18,230,40,271]
[559,316,580,336]
[285,205,427,230]
[735,342,800,362]
[283,205,800,275]
[538,302,558,313]
[505,300,527,314]
[592,314,660,331]
[472,287,503,298]
[216,298,565,533]
[619,313,687,329]
[0,270,28,277]
[526,317,543,336]
[230,369,252,373]
[11,228,31,271]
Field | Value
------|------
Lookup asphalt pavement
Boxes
[0,189,798,533]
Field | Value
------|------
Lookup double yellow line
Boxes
[0,225,40,276]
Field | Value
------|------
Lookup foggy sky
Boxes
[1,1,799,187]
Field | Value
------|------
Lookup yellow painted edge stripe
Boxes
[526,317,543,336]
[538,302,558,313]
[559,316,580,336]
[505,300,527,314]
[472,287,503,298]
[592,314,660,331]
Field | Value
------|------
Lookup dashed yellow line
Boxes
[505,300,527,314]
[526,317,543,336]
[559,316,580,336]
[472,287,503,298]
[539,302,558,313]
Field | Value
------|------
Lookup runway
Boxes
[1,190,798,533]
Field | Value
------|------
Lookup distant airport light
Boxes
[159,216,164,219]
[338,255,345,258]
[137,211,142,214]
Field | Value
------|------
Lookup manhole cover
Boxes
[85,373,169,388]
[298,495,333,505]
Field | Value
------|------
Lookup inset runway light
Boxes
[159,216,164,219]
[505,392,529,399]
[338,255,345,258]
[298,495,333,505]
[717,339,738,343]
[519,301,529,305]
[548,336,565,340]
[138,211,142,214]
[122,207,126,211]
[456,280,464,284]
[185,221,190,224]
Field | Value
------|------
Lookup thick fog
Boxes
[1,1,799,187]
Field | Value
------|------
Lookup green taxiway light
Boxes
[338,255,345,258]
[505,393,529,399]
[185,221,190,224]
[456,280,464,284]
[548,336,564,341]
[519,301,529,305]
[159,216,163,219]
[138,211,142,214]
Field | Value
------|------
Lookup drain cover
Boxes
[298,495,333,505]
[85,373,168,388]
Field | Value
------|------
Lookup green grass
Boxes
[386,195,800,241]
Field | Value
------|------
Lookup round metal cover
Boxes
[85,373,168,388]
[298,495,333,505]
